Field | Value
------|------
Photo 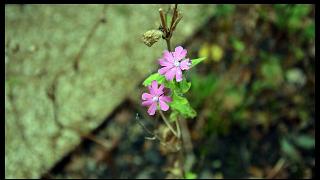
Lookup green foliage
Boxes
[185,171,197,179]
[304,22,315,40]
[163,78,191,95]
[183,4,314,178]
[170,92,197,119]
[260,54,283,88]
[214,5,235,17]
[190,73,217,107]
[232,38,245,53]
[142,72,165,86]
[191,57,207,68]
[281,138,301,162]
[292,135,315,150]
[274,5,312,34]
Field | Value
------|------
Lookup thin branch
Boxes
[266,158,286,179]
[159,8,168,34]
[171,14,183,32]
[176,118,181,139]
[159,110,179,138]
[135,115,157,138]
[135,113,171,147]
[166,39,172,51]
[169,4,178,32]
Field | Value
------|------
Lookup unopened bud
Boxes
[141,29,163,47]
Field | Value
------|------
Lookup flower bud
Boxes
[141,29,163,47]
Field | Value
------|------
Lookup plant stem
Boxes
[166,39,171,51]
[160,4,185,178]
[159,8,168,34]
[159,110,178,138]
[176,118,181,139]
[169,4,178,31]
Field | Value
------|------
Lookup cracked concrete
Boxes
[5,4,214,178]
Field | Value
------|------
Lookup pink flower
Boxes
[141,80,172,116]
[158,46,191,82]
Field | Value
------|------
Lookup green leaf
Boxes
[191,57,206,68]
[232,39,245,52]
[304,22,315,40]
[163,79,191,95]
[293,135,315,150]
[177,79,191,94]
[163,80,176,90]
[142,73,165,86]
[281,138,301,162]
[170,92,197,119]
[261,58,283,87]
[185,171,197,179]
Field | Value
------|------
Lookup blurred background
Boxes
[5,4,314,179]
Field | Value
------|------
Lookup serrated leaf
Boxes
[191,57,206,68]
[142,73,165,86]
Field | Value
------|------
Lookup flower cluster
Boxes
[141,46,191,115]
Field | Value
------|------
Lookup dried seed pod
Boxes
[141,29,163,47]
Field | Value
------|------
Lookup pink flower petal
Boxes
[173,46,187,60]
[165,67,177,81]
[142,93,153,100]
[155,84,164,95]
[147,102,157,115]
[159,100,169,111]
[159,58,173,67]
[158,66,172,75]
[151,80,158,94]
[148,85,155,95]
[159,95,172,103]
[180,59,191,70]
[142,100,153,106]
[175,68,183,82]
[163,50,174,63]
